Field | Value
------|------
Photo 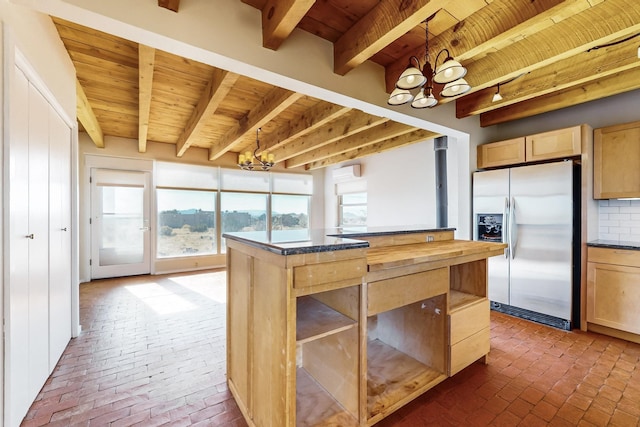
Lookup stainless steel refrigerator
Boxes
[473,161,580,330]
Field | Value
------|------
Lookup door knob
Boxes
[61,227,68,231]
[26,234,34,239]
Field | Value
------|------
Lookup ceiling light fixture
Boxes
[492,84,503,102]
[388,16,470,109]
[489,72,528,103]
[238,128,275,171]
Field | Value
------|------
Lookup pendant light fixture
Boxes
[238,128,275,171]
[388,16,470,109]
[492,84,503,102]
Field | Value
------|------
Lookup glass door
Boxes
[90,168,151,279]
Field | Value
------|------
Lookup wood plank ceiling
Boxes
[54,0,640,170]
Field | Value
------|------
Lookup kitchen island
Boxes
[224,227,507,426]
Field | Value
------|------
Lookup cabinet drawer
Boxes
[294,258,366,291]
[588,247,640,268]
[525,125,581,161]
[477,137,525,169]
[449,299,489,345]
[449,327,490,376]
[367,267,448,316]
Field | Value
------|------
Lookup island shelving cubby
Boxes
[225,227,506,426]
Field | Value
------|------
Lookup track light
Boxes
[492,84,503,102]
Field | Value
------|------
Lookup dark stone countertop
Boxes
[223,225,454,256]
[587,240,640,251]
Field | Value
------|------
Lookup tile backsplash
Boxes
[598,199,640,242]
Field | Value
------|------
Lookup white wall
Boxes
[324,134,472,239]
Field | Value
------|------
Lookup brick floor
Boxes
[21,270,640,426]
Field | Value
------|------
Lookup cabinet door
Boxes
[587,262,640,335]
[49,108,72,369]
[477,137,525,169]
[525,125,581,162]
[593,121,640,199]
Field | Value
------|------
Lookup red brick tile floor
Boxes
[22,270,640,426]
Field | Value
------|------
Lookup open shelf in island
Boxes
[296,295,357,343]
[366,339,447,424]
[450,289,485,312]
[296,368,358,427]
[296,290,360,424]
[365,295,447,425]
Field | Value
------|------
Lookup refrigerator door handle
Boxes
[510,197,518,259]
[504,197,510,259]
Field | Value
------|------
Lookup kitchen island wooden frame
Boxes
[225,229,507,426]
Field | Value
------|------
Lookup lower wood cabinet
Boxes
[449,298,490,376]
[587,247,640,336]
[227,238,501,426]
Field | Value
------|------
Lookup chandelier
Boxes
[388,17,471,109]
[237,128,275,171]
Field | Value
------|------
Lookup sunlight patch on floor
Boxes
[125,282,198,315]
[169,271,227,304]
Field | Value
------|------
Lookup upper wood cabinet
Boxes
[477,125,583,169]
[526,126,581,162]
[593,120,640,199]
[477,137,525,169]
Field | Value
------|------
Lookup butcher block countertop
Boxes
[367,240,508,272]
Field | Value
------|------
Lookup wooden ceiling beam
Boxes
[334,0,449,76]
[76,78,104,148]
[384,0,574,92]
[457,40,640,118]
[158,0,179,12]
[479,67,640,127]
[261,0,316,50]
[208,87,302,161]
[270,111,388,162]
[286,121,415,169]
[259,102,351,152]
[138,44,155,153]
[306,129,440,170]
[176,69,240,157]
[463,0,640,92]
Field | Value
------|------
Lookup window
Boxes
[154,164,314,258]
[157,189,216,258]
[220,192,268,252]
[339,192,367,226]
[271,194,310,242]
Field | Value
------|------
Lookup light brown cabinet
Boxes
[593,120,640,199]
[587,247,640,339]
[477,125,583,169]
[226,232,506,426]
[477,137,525,169]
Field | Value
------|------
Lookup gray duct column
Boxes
[434,136,448,228]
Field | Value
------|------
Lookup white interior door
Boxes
[7,66,56,427]
[7,62,32,427]
[90,169,151,279]
[49,107,72,368]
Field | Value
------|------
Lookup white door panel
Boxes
[91,169,151,279]
[27,82,51,401]
[7,64,32,427]
[49,107,72,368]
